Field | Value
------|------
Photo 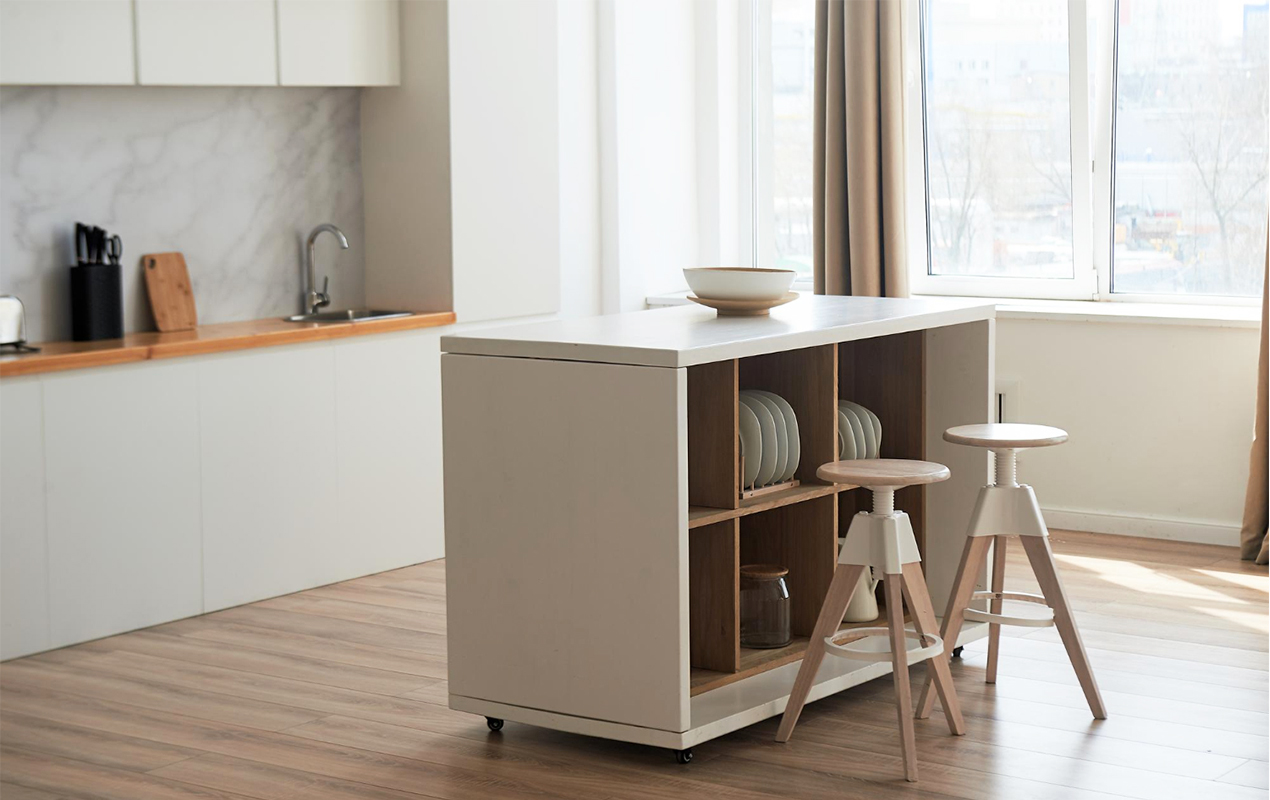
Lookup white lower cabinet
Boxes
[0,329,447,659]
[0,379,49,659]
[198,345,341,611]
[42,363,203,648]
[333,331,445,576]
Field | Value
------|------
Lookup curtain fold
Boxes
[1240,231,1268,564]
[813,0,909,298]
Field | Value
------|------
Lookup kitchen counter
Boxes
[442,294,995,367]
[0,311,456,377]
[442,298,995,753]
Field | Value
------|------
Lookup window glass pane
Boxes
[1113,0,1268,297]
[923,0,1076,279]
[765,0,816,279]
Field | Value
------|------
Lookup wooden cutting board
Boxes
[142,252,198,332]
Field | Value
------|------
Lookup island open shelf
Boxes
[441,295,997,753]
[685,331,935,690]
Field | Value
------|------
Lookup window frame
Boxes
[906,0,1098,301]
[902,0,1263,306]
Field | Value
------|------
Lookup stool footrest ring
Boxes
[963,591,1055,628]
[824,627,944,663]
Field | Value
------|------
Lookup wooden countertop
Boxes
[0,311,456,378]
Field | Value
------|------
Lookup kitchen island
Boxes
[440,295,996,754]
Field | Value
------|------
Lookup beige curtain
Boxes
[1240,233,1268,564]
[813,0,909,298]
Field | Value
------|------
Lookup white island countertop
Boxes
[441,294,997,368]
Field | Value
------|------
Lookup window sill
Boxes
[983,297,1260,329]
[645,291,1261,329]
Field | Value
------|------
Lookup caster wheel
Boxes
[952,646,964,658]
[675,748,693,765]
[486,717,504,732]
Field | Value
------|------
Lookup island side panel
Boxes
[923,319,995,612]
[442,353,689,732]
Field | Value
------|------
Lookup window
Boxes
[1111,0,1269,298]
[922,0,1083,285]
[755,0,817,282]
[746,0,1266,302]
[911,0,1268,302]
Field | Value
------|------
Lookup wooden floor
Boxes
[1,530,1266,800]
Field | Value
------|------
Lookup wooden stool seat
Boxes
[817,458,951,488]
[943,423,1068,449]
[778,458,965,783]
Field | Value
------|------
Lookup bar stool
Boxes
[777,459,966,782]
[915,423,1107,721]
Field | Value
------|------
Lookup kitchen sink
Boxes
[284,309,413,323]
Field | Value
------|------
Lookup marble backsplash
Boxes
[0,86,365,342]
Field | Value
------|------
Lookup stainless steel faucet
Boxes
[305,223,349,314]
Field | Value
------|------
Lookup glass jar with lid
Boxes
[740,564,791,648]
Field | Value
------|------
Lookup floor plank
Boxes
[1,747,258,800]
[0,711,203,772]
[1217,760,1270,790]
[2,529,1265,799]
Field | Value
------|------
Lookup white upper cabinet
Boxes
[279,0,400,86]
[0,0,399,87]
[0,1,136,85]
[136,0,278,86]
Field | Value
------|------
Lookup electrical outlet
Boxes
[996,379,1020,423]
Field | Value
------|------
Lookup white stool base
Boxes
[839,510,921,574]
[965,484,1049,538]
[825,628,944,663]
[963,591,1054,627]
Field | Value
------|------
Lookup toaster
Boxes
[0,296,39,352]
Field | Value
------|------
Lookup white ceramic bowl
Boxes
[684,267,796,301]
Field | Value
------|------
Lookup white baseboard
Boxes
[1042,507,1240,547]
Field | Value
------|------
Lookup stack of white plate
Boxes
[837,401,882,460]
[738,390,800,489]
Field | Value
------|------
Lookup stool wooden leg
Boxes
[986,535,1008,684]
[883,577,918,782]
[1019,535,1108,720]
[776,563,865,742]
[916,535,991,719]
[900,562,965,736]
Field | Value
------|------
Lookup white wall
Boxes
[600,0,700,312]
[996,317,1260,544]
[364,0,595,321]
[448,0,562,323]
[558,0,603,318]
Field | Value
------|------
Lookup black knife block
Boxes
[70,263,124,341]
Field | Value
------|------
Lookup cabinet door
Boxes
[334,331,443,576]
[136,0,277,86]
[0,1,135,85]
[198,345,340,611]
[278,0,400,86]
[0,379,49,659]
[42,364,203,648]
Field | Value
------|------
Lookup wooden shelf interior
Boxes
[688,518,739,673]
[688,494,838,678]
[690,612,912,696]
[739,495,837,638]
[838,331,927,556]
[687,359,739,509]
[690,482,852,529]
[737,343,838,488]
[686,335,928,695]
